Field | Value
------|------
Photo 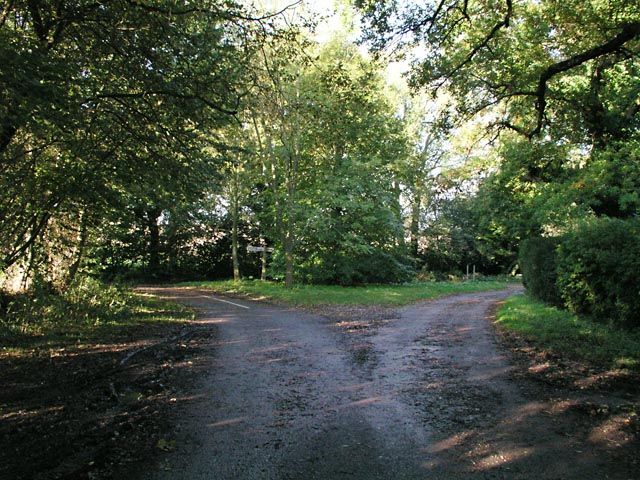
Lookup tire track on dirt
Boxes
[140,286,638,480]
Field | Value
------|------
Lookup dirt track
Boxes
[139,286,638,479]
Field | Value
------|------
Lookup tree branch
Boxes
[441,0,513,82]
[88,90,239,116]
[530,21,640,137]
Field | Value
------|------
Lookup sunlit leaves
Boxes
[0,0,256,285]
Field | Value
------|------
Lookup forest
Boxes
[1,0,639,327]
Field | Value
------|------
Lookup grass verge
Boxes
[179,279,509,307]
[495,293,640,372]
[1,278,193,351]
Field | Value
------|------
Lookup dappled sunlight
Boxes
[498,402,548,427]
[215,338,249,346]
[207,417,247,429]
[169,393,207,404]
[261,357,286,364]
[0,404,64,422]
[589,414,637,448]
[471,446,534,471]
[415,381,445,391]
[126,285,638,479]
[453,326,475,335]
[336,382,374,392]
[468,363,514,383]
[573,368,634,390]
[454,299,483,306]
[424,431,474,454]
[192,315,231,325]
[528,361,553,374]
[334,396,386,410]
[248,342,301,355]
[246,342,302,364]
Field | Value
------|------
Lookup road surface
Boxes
[138,286,637,479]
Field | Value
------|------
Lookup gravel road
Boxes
[139,286,638,479]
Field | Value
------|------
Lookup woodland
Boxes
[1,0,640,326]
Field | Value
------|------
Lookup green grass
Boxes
[179,279,509,307]
[0,279,193,351]
[496,294,640,371]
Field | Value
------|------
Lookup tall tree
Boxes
[240,25,413,285]
[240,18,319,287]
[0,0,256,287]
[294,38,411,284]
[355,0,640,275]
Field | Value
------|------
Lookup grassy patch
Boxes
[496,294,640,371]
[179,279,509,307]
[0,278,193,352]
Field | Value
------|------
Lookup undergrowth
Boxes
[496,294,640,372]
[0,278,192,350]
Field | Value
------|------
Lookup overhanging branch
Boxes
[529,21,640,138]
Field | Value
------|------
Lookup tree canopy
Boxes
[1,0,259,286]
[357,1,638,143]
[2,0,639,319]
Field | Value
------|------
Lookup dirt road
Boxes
[139,286,637,479]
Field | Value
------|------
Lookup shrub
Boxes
[0,278,134,337]
[519,236,563,306]
[556,218,640,328]
[298,250,415,286]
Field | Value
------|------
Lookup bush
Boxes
[0,278,134,337]
[519,236,563,306]
[556,218,640,328]
[298,250,415,286]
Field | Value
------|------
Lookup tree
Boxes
[355,0,640,141]
[242,25,312,287]
[0,0,258,288]
[355,0,640,279]
[236,21,415,286]
[291,39,411,285]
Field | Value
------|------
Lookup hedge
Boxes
[519,236,563,307]
[556,218,640,329]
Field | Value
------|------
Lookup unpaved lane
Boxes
[140,286,637,479]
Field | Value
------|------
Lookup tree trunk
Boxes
[146,208,162,276]
[64,209,89,289]
[260,244,267,281]
[231,165,241,282]
[284,235,294,288]
[410,200,420,257]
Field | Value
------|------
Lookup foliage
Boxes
[519,237,562,307]
[0,278,191,343]
[556,217,640,328]
[356,0,640,141]
[240,35,412,285]
[572,139,640,219]
[496,294,640,371]
[299,250,414,286]
[0,0,257,287]
[354,0,640,294]
[181,279,508,306]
